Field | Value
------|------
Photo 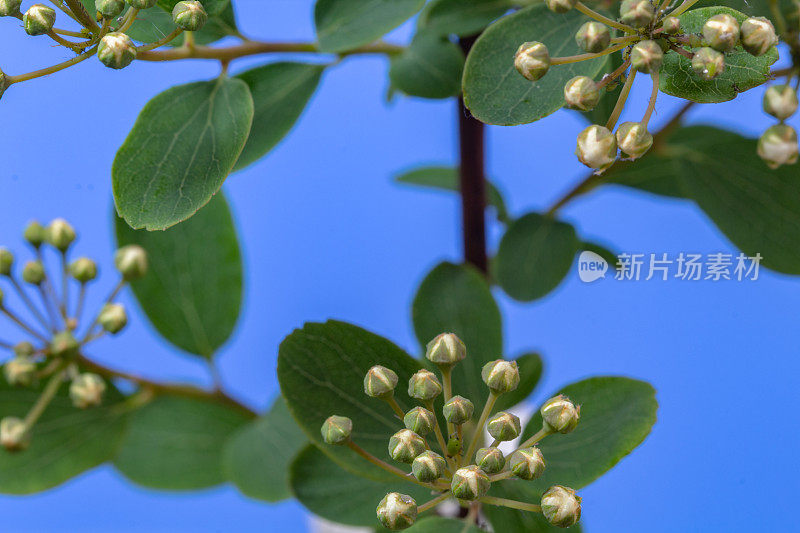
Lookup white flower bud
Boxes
[114,245,148,280]
[98,32,137,70]
[388,429,425,463]
[127,0,157,8]
[172,0,207,31]
[541,485,582,528]
[475,446,505,474]
[45,218,76,252]
[4,357,36,387]
[99,303,128,334]
[564,76,600,111]
[741,17,777,56]
[0,247,13,276]
[763,85,798,120]
[95,0,125,18]
[376,492,417,530]
[23,4,56,36]
[703,13,740,52]
[411,450,446,482]
[575,21,610,53]
[403,406,435,436]
[69,257,98,283]
[443,395,474,425]
[451,465,490,500]
[631,40,663,74]
[22,260,45,285]
[541,394,581,434]
[50,330,79,359]
[487,411,521,441]
[758,124,799,169]
[616,122,653,159]
[70,373,106,408]
[691,47,725,80]
[0,417,29,451]
[24,221,46,248]
[425,333,466,366]
[576,125,617,171]
[364,365,398,398]
[545,0,577,13]
[509,446,546,480]
[515,41,550,82]
[407,369,442,401]
[619,0,654,28]
[661,16,680,34]
[320,415,352,445]
[481,359,520,393]
[0,0,22,17]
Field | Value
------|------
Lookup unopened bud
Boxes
[619,0,654,28]
[22,260,45,285]
[4,357,36,387]
[564,76,600,111]
[99,303,128,334]
[0,0,22,17]
[545,0,576,13]
[763,85,798,120]
[541,485,582,528]
[425,333,466,366]
[443,395,474,425]
[411,450,446,482]
[0,417,29,451]
[515,41,550,82]
[69,257,97,283]
[481,359,520,393]
[758,124,799,169]
[127,0,157,8]
[364,365,398,399]
[95,0,125,18]
[23,221,46,248]
[509,447,546,480]
[45,218,76,252]
[376,493,417,530]
[487,411,521,441]
[70,373,106,408]
[114,245,148,280]
[576,125,617,171]
[691,47,725,80]
[661,16,680,34]
[616,122,653,159]
[172,0,207,31]
[388,429,425,463]
[703,13,740,52]
[49,330,79,359]
[631,40,663,74]
[407,369,442,401]
[403,406,435,436]
[541,394,580,434]
[475,447,505,474]
[98,32,137,69]
[0,247,13,276]
[321,415,352,445]
[741,16,777,56]
[24,4,56,36]
[451,466,490,500]
[575,21,610,53]
[13,341,35,357]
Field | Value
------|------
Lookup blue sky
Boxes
[0,1,798,531]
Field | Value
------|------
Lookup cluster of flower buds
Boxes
[757,80,800,168]
[0,219,148,452]
[514,0,779,172]
[320,333,583,530]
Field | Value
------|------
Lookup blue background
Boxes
[1,1,798,531]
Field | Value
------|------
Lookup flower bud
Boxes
[69,257,97,283]
[388,429,425,463]
[563,76,600,111]
[98,32,137,70]
[514,42,550,82]
[443,395,474,425]
[22,260,45,285]
[763,85,798,120]
[661,16,680,34]
[95,0,125,18]
[481,359,520,393]
[541,394,580,434]
[631,40,663,74]
[407,369,442,401]
[24,4,56,36]
[0,0,22,17]
[425,333,466,366]
[691,47,725,80]
[376,492,417,530]
[69,373,106,408]
[541,485,582,528]
[24,221,46,248]
[758,124,799,169]
[619,0,654,28]
[98,303,128,334]
[741,16,777,56]
[575,21,610,53]
[411,450,446,482]
[403,406,435,436]
[576,125,617,171]
[320,415,352,445]
[451,466,490,501]
[114,245,148,280]
[364,365,398,398]
[4,357,36,387]
[127,0,157,8]
[172,0,207,31]
[0,247,13,276]
[487,411,521,442]
[703,13,740,52]
[0,417,29,452]
[616,122,653,159]
[509,447,546,480]
[45,218,76,252]
[475,447,505,474]
[49,330,79,359]
[545,0,576,13]
[13,341,35,357]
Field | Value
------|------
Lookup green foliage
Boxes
[389,32,465,99]
[315,0,425,53]
[113,78,253,230]
[418,0,513,37]
[115,192,243,358]
[484,486,583,532]
[406,516,485,532]
[580,241,622,273]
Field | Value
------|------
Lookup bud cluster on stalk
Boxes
[513,0,780,172]
[319,332,583,530]
[0,219,149,453]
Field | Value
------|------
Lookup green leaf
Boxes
[484,487,583,533]
[223,396,307,502]
[418,0,513,37]
[115,192,243,358]
[580,240,621,272]
[494,213,579,301]
[0,378,128,494]
[113,77,254,230]
[315,0,425,53]
[659,7,777,103]
[407,517,484,533]
[290,445,431,527]
[277,320,423,481]
[604,149,690,199]
[389,32,465,99]
[412,262,503,404]
[233,62,325,171]
[462,4,611,125]
[395,165,510,222]
[106,1,238,45]
[494,352,542,413]
[113,394,251,490]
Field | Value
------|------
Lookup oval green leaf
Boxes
[315,0,425,53]
[390,32,465,99]
[418,0,512,37]
[407,517,485,533]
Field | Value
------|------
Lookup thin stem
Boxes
[45,30,88,50]
[551,42,630,66]
[61,0,100,31]
[136,27,183,53]
[0,339,12,350]
[463,391,498,465]
[80,279,124,342]
[479,496,541,513]
[769,0,788,36]
[346,440,445,490]
[386,396,406,419]
[641,71,660,127]
[610,35,639,44]
[605,67,637,130]
[668,42,694,59]
[49,0,83,24]
[465,502,480,524]
[425,400,454,471]
[37,285,62,331]
[515,428,552,453]
[7,47,97,84]
[596,59,630,89]
[73,283,86,325]
[419,492,452,513]
[117,7,138,33]
[59,252,69,320]
[23,366,65,428]
[50,27,88,38]
[9,277,51,332]
[1,307,49,342]
[670,0,701,17]
[489,471,515,482]
[440,366,454,441]
[136,40,403,62]
[575,2,637,33]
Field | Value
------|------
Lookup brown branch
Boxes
[137,40,403,62]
